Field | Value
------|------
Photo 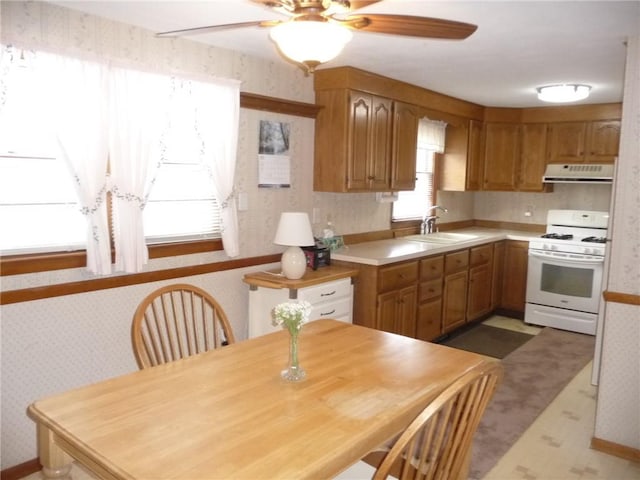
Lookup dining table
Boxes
[28,319,491,480]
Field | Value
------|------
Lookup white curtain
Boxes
[45,53,112,275]
[108,67,168,273]
[418,118,447,153]
[192,78,241,258]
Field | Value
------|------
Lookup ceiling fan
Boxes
[157,0,478,74]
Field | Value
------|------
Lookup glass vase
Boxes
[281,330,306,382]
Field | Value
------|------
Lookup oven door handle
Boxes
[528,250,605,265]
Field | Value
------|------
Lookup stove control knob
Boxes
[550,244,558,251]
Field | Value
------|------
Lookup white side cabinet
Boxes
[244,267,357,338]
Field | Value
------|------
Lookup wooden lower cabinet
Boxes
[467,244,494,322]
[501,240,529,313]
[336,239,525,339]
[442,250,470,333]
[416,255,444,341]
[377,285,418,337]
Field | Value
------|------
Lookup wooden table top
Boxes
[28,320,490,480]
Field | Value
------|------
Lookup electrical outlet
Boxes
[524,205,534,217]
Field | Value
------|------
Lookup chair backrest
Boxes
[131,283,236,369]
[373,360,503,480]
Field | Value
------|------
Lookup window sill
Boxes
[0,239,223,276]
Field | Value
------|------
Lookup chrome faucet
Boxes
[421,206,448,234]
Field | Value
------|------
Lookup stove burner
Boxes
[541,233,574,240]
[582,236,607,244]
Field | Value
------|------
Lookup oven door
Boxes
[526,249,604,314]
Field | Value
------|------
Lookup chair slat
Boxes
[131,284,236,369]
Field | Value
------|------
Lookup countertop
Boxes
[331,228,538,266]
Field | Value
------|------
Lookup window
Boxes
[1,45,239,273]
[392,149,436,221]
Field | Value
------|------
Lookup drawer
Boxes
[420,255,444,281]
[419,278,443,302]
[378,261,419,292]
[445,250,469,275]
[309,297,352,321]
[470,244,493,267]
[298,278,352,305]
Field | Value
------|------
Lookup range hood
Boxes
[542,164,614,184]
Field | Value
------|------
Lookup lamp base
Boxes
[281,246,307,280]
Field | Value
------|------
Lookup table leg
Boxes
[37,423,73,479]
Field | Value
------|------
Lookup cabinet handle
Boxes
[320,309,336,316]
[320,290,337,297]
[367,175,375,180]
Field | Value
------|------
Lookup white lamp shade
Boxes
[269,21,353,66]
[274,212,315,247]
[537,84,591,103]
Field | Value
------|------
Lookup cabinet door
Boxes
[416,298,442,341]
[467,263,492,322]
[491,241,505,311]
[440,119,483,192]
[442,270,468,333]
[546,122,587,163]
[466,120,485,191]
[483,123,520,191]
[376,286,417,337]
[391,102,419,191]
[397,285,418,338]
[501,240,529,313]
[377,290,399,334]
[519,123,549,192]
[346,92,392,190]
[586,120,620,163]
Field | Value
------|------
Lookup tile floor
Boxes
[21,318,640,480]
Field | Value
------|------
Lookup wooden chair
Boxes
[335,360,503,480]
[131,283,236,369]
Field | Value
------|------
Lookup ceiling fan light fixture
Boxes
[537,84,591,103]
[269,21,353,73]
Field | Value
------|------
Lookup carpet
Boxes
[468,327,595,480]
[440,324,535,359]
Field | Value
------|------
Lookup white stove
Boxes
[529,210,609,256]
[525,209,610,335]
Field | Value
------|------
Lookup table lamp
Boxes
[273,212,315,279]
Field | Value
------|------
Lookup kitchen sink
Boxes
[403,232,480,244]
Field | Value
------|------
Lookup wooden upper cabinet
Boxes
[546,122,587,163]
[440,119,483,192]
[518,123,550,192]
[483,122,520,191]
[546,120,619,164]
[314,88,417,192]
[391,101,419,191]
[586,120,620,163]
[346,92,392,191]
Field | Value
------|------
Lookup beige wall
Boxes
[0,1,623,469]
[594,35,640,451]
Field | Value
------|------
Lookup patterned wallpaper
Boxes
[594,35,640,450]
[0,0,634,469]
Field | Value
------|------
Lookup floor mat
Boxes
[440,324,534,359]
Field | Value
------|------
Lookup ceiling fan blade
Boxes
[348,1,383,11]
[344,14,477,40]
[157,20,274,37]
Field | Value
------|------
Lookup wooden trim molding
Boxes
[0,254,280,305]
[591,437,640,462]
[1,458,40,480]
[240,92,321,118]
[603,291,640,306]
